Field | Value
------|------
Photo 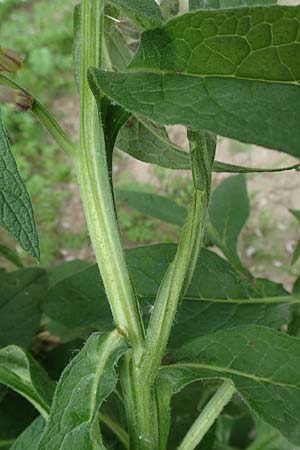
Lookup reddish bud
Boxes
[0,46,22,73]
[15,91,33,112]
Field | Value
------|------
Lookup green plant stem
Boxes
[0,74,76,159]
[178,381,236,450]
[141,131,216,384]
[78,0,145,356]
[99,412,129,449]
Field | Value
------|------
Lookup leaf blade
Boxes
[0,109,39,258]
[37,331,128,450]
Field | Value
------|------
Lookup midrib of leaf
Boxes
[181,295,293,303]
[127,68,300,86]
[161,362,300,390]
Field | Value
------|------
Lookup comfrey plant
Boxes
[1,0,300,449]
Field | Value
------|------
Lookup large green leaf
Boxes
[45,245,293,347]
[90,5,300,156]
[0,268,47,348]
[0,346,54,418]
[10,417,45,450]
[0,108,39,258]
[37,331,128,450]
[108,0,163,29]
[159,326,300,445]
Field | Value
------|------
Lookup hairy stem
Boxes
[141,131,216,384]
[0,74,75,159]
[178,381,235,450]
[78,0,144,355]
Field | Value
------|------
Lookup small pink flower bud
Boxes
[0,46,23,73]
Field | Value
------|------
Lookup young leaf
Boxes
[108,0,163,29]
[0,346,54,418]
[0,268,47,348]
[0,108,39,258]
[159,326,300,445]
[10,417,45,450]
[90,6,300,156]
[37,331,128,450]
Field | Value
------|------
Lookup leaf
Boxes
[0,108,39,258]
[116,189,186,226]
[10,417,45,450]
[159,326,300,445]
[117,117,300,173]
[104,18,132,72]
[37,331,128,450]
[0,242,23,268]
[89,5,300,156]
[44,245,293,346]
[190,0,277,9]
[44,264,112,341]
[0,346,54,418]
[128,245,292,347]
[0,390,38,450]
[247,420,299,450]
[0,268,47,348]
[108,0,163,29]
[208,175,249,266]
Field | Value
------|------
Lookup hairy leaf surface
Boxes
[0,346,54,418]
[90,6,300,155]
[159,326,300,444]
[0,268,47,348]
[37,331,128,450]
[0,109,39,258]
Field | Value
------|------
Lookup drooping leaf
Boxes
[0,268,47,348]
[10,417,45,450]
[116,117,300,173]
[0,242,23,268]
[104,18,132,71]
[116,189,186,226]
[45,245,293,346]
[159,326,300,445]
[0,108,39,258]
[90,6,300,156]
[37,331,128,450]
[108,0,163,29]
[0,346,54,418]
[0,390,38,450]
